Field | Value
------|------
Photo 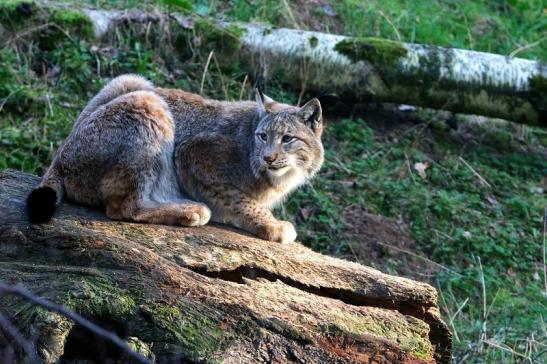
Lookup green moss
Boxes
[49,8,94,40]
[0,0,36,29]
[126,337,156,361]
[0,3,93,47]
[324,319,432,360]
[334,37,407,66]
[66,279,138,319]
[141,303,227,361]
[309,35,319,48]
[0,0,32,12]
[195,19,244,55]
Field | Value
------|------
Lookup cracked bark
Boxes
[0,170,452,363]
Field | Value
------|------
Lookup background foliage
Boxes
[1,0,546,362]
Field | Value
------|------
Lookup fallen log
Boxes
[1,2,544,125]
[0,169,452,363]
[67,6,547,126]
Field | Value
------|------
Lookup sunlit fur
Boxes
[29,74,324,243]
[251,108,324,200]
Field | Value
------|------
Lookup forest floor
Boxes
[1,1,546,362]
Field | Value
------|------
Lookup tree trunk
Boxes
[83,8,546,126]
[0,169,452,363]
[238,26,545,126]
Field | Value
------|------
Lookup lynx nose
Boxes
[263,154,278,164]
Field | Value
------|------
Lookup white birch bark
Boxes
[83,9,546,126]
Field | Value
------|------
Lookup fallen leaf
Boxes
[413,162,429,179]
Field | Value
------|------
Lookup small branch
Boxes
[378,11,401,41]
[0,282,152,364]
[199,50,214,95]
[543,208,546,294]
[239,74,248,101]
[373,240,463,277]
[483,340,532,362]
[509,36,547,58]
[458,156,492,188]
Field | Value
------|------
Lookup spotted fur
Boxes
[27,74,324,243]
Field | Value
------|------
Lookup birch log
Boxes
[2,2,545,125]
[239,26,546,126]
[0,169,452,363]
[80,8,546,126]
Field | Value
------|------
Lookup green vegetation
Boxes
[66,278,138,319]
[330,0,546,61]
[194,18,244,60]
[309,35,318,48]
[334,37,408,65]
[140,302,228,361]
[1,1,546,362]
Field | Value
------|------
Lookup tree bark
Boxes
[81,8,546,126]
[0,169,452,363]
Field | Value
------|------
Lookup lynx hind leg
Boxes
[97,90,211,227]
[131,200,211,227]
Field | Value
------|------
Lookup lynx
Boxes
[26,75,324,243]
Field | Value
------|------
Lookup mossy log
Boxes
[0,169,452,363]
[1,1,545,125]
[63,5,547,126]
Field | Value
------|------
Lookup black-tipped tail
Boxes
[27,186,57,223]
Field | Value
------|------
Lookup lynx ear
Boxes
[298,98,322,135]
[255,88,275,118]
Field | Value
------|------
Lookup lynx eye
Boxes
[258,133,267,141]
[282,135,294,143]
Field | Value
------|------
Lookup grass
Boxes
[1,0,546,362]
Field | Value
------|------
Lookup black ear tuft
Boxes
[255,87,267,116]
[298,98,323,133]
[27,186,57,223]
[255,88,276,118]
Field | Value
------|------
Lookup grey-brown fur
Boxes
[28,74,324,243]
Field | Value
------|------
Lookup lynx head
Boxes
[251,89,324,187]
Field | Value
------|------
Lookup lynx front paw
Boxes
[258,221,297,244]
[181,204,211,227]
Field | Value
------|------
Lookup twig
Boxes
[374,241,463,277]
[476,255,488,352]
[484,287,500,321]
[458,156,492,188]
[477,256,487,320]
[509,36,547,58]
[0,312,40,363]
[0,282,152,364]
[211,52,228,100]
[0,89,20,113]
[199,50,214,95]
[2,23,52,47]
[378,11,401,41]
[239,74,248,101]
[404,153,415,182]
[543,208,546,294]
[483,340,532,362]
[281,0,300,29]
[448,297,469,343]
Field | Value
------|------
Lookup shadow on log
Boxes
[0,169,451,363]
